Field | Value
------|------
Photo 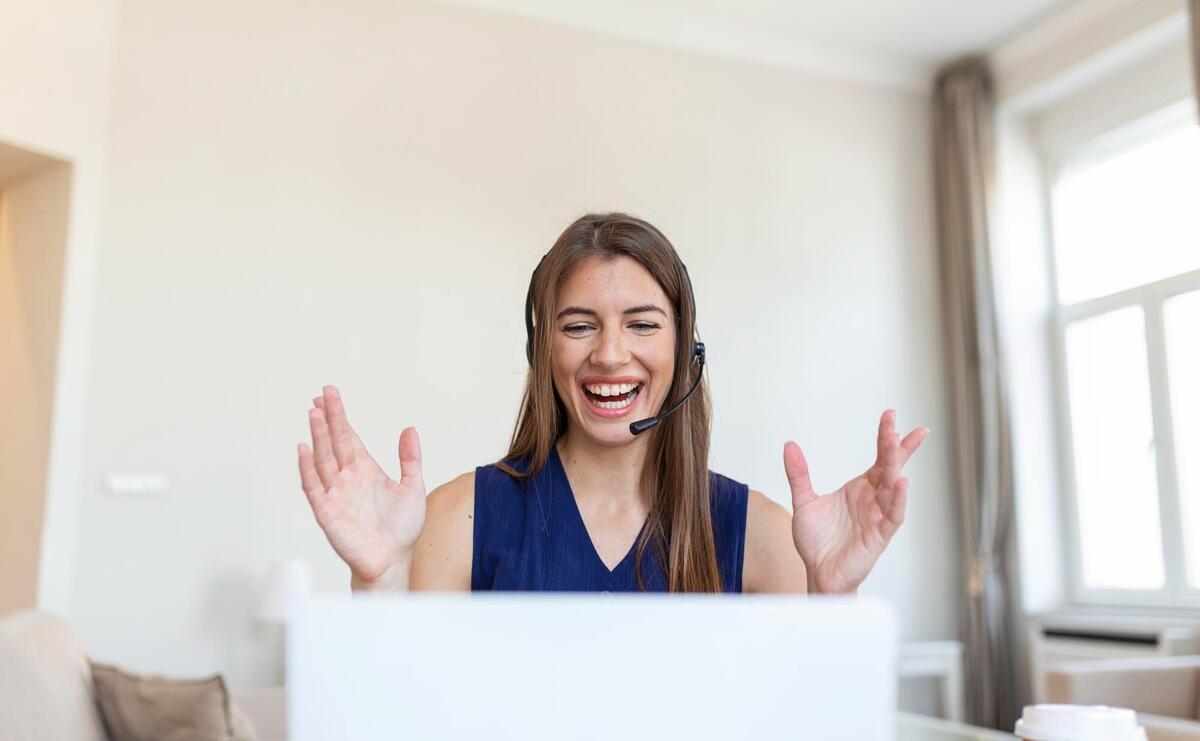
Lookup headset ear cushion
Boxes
[525,253,548,368]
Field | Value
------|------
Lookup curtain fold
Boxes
[932,57,1020,731]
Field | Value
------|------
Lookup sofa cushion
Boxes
[231,687,286,741]
[92,662,256,741]
[0,610,108,741]
[1045,656,1200,720]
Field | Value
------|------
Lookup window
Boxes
[1048,106,1200,607]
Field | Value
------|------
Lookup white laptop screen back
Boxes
[289,594,897,741]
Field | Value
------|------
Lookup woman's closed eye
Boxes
[562,322,661,336]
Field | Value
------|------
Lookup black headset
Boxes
[523,251,706,436]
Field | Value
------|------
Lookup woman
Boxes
[298,213,928,594]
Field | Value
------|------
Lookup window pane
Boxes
[1164,290,1200,589]
[1053,126,1200,305]
[1065,306,1164,589]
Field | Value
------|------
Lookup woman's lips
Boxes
[580,383,642,419]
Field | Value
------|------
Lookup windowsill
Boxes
[1029,604,1200,627]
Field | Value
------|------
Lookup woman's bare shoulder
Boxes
[743,488,808,594]
[410,472,475,591]
[428,470,475,508]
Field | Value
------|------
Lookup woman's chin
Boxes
[586,430,639,447]
[574,412,643,446]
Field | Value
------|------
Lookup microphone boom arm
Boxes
[629,342,705,436]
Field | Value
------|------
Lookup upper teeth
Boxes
[585,382,640,397]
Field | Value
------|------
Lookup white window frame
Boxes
[1041,98,1200,609]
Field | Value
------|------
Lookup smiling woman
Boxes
[297,213,929,595]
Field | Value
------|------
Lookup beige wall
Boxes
[0,160,72,615]
[68,0,955,686]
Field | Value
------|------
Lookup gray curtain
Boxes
[932,57,1019,731]
[1192,0,1199,112]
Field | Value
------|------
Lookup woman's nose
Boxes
[592,326,630,367]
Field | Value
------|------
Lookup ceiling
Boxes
[446,0,1080,88]
[624,0,1075,63]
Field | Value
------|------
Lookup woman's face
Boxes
[551,255,678,447]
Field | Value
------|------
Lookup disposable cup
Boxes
[1014,704,1147,741]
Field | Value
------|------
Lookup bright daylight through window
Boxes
[1051,118,1200,603]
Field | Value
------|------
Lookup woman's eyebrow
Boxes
[623,304,668,317]
[556,304,668,320]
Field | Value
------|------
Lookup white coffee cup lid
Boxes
[1014,704,1146,741]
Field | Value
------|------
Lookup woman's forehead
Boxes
[556,255,669,310]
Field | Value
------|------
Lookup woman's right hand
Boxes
[297,385,427,590]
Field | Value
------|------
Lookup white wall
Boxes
[992,0,1186,109]
[69,0,956,685]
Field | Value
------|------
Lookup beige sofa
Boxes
[1046,656,1200,741]
[0,610,287,741]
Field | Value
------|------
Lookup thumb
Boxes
[398,426,424,487]
[784,441,818,510]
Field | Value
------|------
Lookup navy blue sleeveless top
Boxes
[471,445,749,592]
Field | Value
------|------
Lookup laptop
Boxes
[288,593,898,741]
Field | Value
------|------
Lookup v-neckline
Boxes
[550,444,647,576]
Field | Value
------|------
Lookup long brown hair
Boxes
[495,213,722,592]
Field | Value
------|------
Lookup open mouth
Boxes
[581,382,642,411]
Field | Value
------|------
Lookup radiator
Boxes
[1029,614,1200,702]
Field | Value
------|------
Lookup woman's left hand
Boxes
[786,410,929,595]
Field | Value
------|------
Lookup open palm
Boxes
[787,410,928,594]
[297,386,426,584]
